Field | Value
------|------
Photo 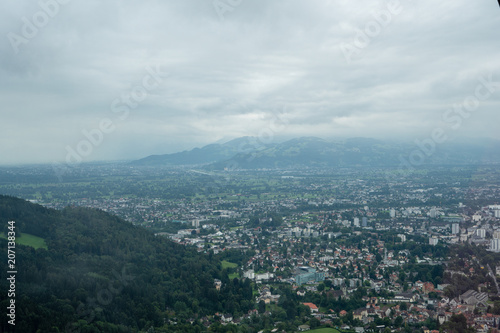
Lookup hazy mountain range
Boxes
[132,137,500,169]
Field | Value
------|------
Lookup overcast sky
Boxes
[1,0,499,164]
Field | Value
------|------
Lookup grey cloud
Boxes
[0,0,499,164]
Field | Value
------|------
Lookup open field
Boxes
[308,328,341,333]
[1,232,48,250]
[221,260,238,269]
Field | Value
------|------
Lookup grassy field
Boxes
[221,260,238,269]
[1,232,48,250]
[308,328,341,333]
[222,260,239,279]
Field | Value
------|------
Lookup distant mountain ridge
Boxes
[131,136,272,166]
[132,136,500,169]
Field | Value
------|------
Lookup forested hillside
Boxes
[0,195,252,332]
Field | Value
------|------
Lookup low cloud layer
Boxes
[1,0,499,164]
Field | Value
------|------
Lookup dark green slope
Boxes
[0,196,252,332]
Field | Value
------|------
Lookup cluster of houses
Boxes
[36,171,500,332]
[292,288,499,332]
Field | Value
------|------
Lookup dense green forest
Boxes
[0,195,252,332]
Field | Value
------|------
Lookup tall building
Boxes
[429,237,438,246]
[495,210,500,218]
[429,208,438,218]
[490,239,500,252]
[390,209,396,218]
[353,217,360,227]
[451,223,460,235]
[476,229,486,238]
[362,217,368,227]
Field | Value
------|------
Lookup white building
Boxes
[452,223,460,235]
[495,210,500,218]
[398,234,406,242]
[390,209,396,218]
[429,237,439,246]
[243,269,255,279]
[353,217,360,227]
[255,272,274,282]
[476,229,486,238]
[490,239,500,252]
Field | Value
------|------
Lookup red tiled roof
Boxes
[303,302,318,310]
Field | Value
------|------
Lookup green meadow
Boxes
[1,232,48,250]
